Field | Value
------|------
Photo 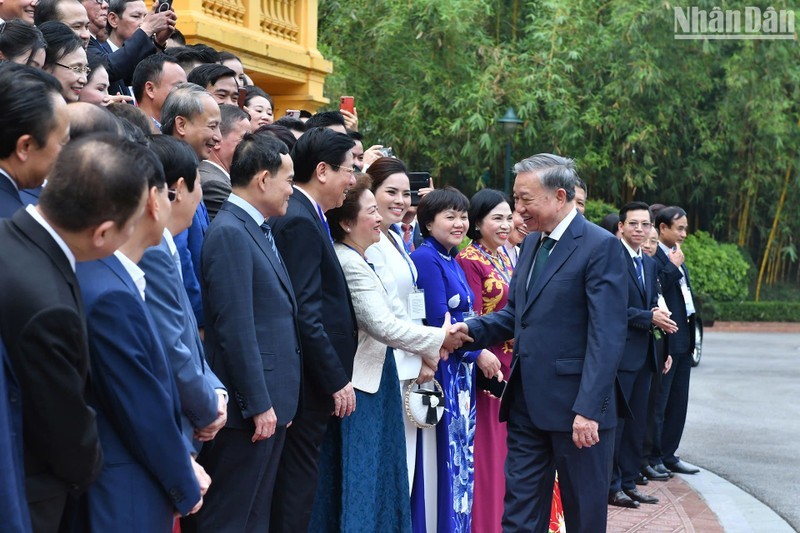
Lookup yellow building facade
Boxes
[172,0,331,114]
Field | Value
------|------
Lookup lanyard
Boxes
[341,243,387,293]
[471,242,512,285]
[421,240,472,312]
[386,231,418,288]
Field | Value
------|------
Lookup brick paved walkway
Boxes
[607,476,723,532]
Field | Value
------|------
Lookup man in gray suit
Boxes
[139,135,227,454]
[192,133,301,530]
[200,104,250,220]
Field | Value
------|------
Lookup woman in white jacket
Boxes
[309,175,465,532]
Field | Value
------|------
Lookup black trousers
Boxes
[503,387,613,533]
[610,366,652,493]
[183,426,286,533]
[269,407,335,533]
[653,351,692,465]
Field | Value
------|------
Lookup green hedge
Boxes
[583,199,618,225]
[682,231,752,303]
[715,301,800,322]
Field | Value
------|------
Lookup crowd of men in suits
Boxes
[0,4,701,531]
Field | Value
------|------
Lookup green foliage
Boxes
[583,199,618,225]
[682,231,751,303]
[318,0,800,283]
[716,301,800,322]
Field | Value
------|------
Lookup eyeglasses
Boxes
[625,221,652,230]
[55,63,91,75]
[331,164,356,175]
[88,0,108,5]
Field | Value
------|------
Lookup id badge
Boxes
[408,290,426,320]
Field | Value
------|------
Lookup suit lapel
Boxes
[522,220,580,315]
[100,255,140,297]
[224,202,295,300]
[12,209,83,315]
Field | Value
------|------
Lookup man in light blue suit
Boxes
[454,154,629,532]
[141,135,227,452]
[76,144,207,531]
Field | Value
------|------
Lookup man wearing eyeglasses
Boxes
[268,127,359,533]
[608,202,678,509]
[87,0,176,98]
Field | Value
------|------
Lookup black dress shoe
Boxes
[665,460,700,475]
[609,491,640,508]
[652,463,675,478]
[624,487,660,504]
[641,465,670,481]
[635,475,649,486]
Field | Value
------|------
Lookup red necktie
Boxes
[401,223,415,252]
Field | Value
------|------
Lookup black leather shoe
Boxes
[652,463,675,478]
[624,487,660,504]
[635,475,649,486]
[665,460,700,475]
[609,491,640,508]
[641,465,670,481]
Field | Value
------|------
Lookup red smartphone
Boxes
[340,96,355,115]
[156,0,172,12]
[285,109,301,119]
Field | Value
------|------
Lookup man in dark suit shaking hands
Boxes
[193,133,302,531]
[452,154,628,532]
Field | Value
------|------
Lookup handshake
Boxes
[417,316,502,386]
[437,312,472,360]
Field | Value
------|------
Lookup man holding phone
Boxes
[88,0,176,97]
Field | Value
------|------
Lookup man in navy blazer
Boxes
[76,146,205,530]
[193,134,302,531]
[269,127,358,532]
[140,135,227,454]
[0,65,69,219]
[649,206,699,476]
[608,202,678,509]
[454,154,628,532]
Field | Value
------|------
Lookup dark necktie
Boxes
[316,203,334,245]
[634,255,645,292]
[260,222,282,264]
[401,223,415,252]
[527,236,555,289]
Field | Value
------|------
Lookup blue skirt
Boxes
[310,348,412,532]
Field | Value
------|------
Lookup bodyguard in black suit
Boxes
[0,133,150,531]
[650,206,699,475]
[609,203,678,508]
[0,65,69,219]
[192,134,302,531]
[269,127,358,532]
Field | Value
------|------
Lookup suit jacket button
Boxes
[295,347,301,354]
[521,322,528,329]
